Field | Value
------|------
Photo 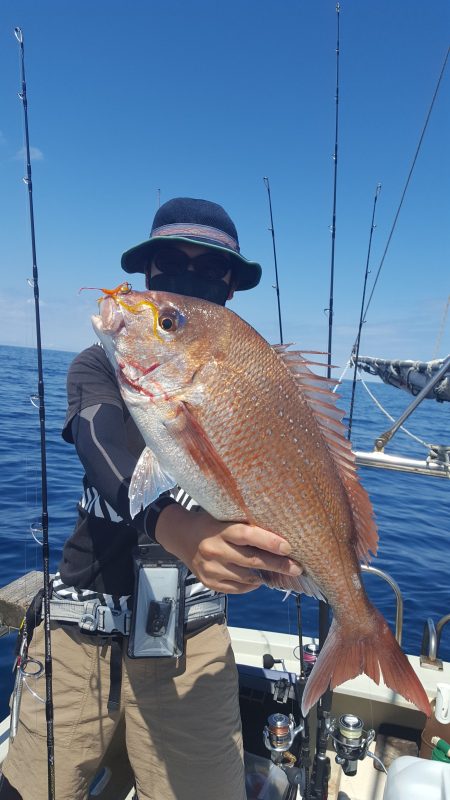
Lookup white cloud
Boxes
[13,146,44,162]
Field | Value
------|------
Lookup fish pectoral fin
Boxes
[259,569,326,602]
[129,447,176,518]
[164,401,251,515]
[162,403,218,481]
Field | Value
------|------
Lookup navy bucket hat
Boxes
[121,197,262,291]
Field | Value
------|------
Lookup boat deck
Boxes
[230,626,449,800]
[0,626,448,799]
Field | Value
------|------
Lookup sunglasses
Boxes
[153,247,232,281]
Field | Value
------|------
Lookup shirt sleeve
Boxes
[62,344,123,443]
[72,403,176,541]
[62,345,176,540]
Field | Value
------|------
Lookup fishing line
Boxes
[14,27,56,800]
[340,48,449,436]
[358,372,431,450]
[362,46,449,323]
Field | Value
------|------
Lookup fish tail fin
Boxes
[301,610,430,718]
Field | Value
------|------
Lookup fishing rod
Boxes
[347,183,382,440]
[263,177,284,344]
[325,3,340,381]
[295,595,311,800]
[14,27,56,800]
[311,6,341,798]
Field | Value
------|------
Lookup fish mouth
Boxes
[94,296,127,335]
[116,355,187,402]
[116,358,164,400]
[90,313,156,397]
[92,297,183,401]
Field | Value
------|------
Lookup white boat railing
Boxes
[354,449,450,478]
[361,565,403,644]
[351,354,450,478]
[421,613,450,671]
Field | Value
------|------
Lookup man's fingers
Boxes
[225,543,302,577]
[224,523,292,556]
[198,535,301,578]
[201,560,262,587]
[196,564,263,594]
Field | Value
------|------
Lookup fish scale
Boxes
[201,337,355,590]
[92,287,431,718]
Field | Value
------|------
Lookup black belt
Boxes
[57,610,225,638]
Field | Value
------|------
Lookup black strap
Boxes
[0,775,23,800]
[107,637,123,712]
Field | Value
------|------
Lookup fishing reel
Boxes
[264,712,304,760]
[263,713,305,790]
[302,642,320,676]
[328,713,375,776]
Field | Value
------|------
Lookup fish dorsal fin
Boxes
[275,347,378,562]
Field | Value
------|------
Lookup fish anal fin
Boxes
[301,610,431,718]
[259,569,326,601]
[276,347,378,562]
[129,447,175,518]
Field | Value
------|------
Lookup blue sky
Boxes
[0,1,448,373]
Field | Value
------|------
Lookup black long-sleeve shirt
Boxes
[55,344,219,610]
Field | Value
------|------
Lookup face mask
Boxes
[149,272,230,306]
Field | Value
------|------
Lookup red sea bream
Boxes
[92,284,430,717]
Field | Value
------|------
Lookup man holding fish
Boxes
[1,198,303,800]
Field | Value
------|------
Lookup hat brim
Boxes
[121,236,261,291]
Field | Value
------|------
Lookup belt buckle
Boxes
[79,599,100,633]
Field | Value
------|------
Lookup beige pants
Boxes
[3,621,245,800]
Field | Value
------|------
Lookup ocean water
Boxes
[0,343,449,718]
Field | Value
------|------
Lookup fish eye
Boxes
[157,307,182,333]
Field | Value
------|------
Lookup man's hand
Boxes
[155,504,302,594]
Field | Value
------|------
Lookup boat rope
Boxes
[347,183,382,439]
[362,46,449,322]
[358,370,431,450]
[14,26,56,800]
[332,359,351,389]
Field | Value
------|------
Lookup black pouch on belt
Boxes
[127,544,188,659]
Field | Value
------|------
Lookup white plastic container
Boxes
[436,683,450,725]
[383,755,450,800]
[244,751,289,800]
